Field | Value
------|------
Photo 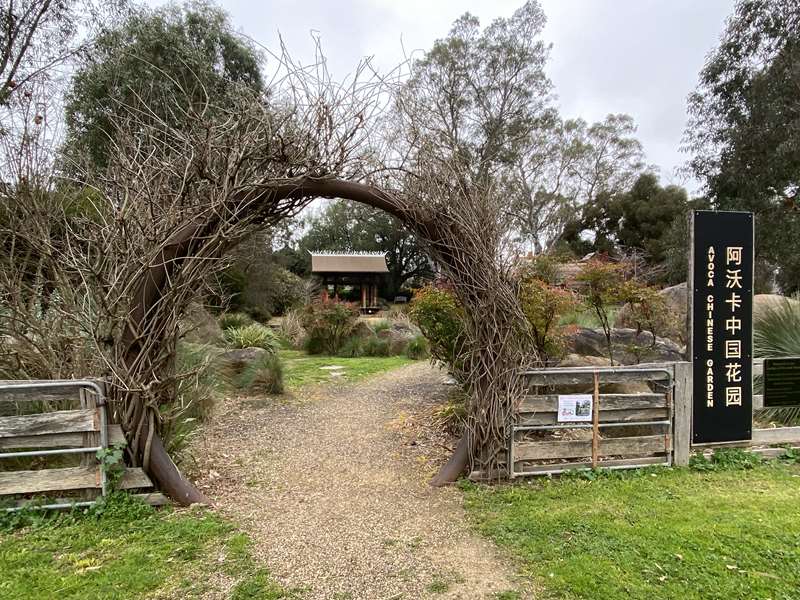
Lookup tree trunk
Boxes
[429,435,470,486]
[146,432,209,505]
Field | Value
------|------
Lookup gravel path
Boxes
[192,362,529,599]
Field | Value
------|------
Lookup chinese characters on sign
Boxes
[691,211,753,443]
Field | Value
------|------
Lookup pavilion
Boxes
[309,251,389,314]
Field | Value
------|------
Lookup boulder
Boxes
[660,281,689,314]
[180,303,223,344]
[375,321,421,343]
[558,354,611,368]
[220,347,267,363]
[552,354,651,394]
[565,327,684,365]
[217,348,267,380]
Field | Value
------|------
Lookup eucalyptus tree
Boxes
[508,113,647,253]
[64,1,263,170]
[685,0,800,292]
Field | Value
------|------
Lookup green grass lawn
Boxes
[461,458,800,600]
[0,346,416,599]
[0,494,291,600]
[278,349,413,390]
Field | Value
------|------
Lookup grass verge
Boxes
[461,457,800,600]
[0,493,291,599]
[279,349,413,390]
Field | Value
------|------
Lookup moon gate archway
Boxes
[120,178,470,505]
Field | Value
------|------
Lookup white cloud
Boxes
[147,0,735,191]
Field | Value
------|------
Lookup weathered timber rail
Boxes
[0,380,166,511]
[510,365,676,477]
[508,360,800,478]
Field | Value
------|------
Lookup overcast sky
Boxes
[152,0,735,192]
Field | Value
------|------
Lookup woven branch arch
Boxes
[122,178,477,505]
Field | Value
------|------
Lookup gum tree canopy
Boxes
[686,0,800,292]
[0,2,558,503]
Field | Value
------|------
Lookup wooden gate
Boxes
[510,365,676,477]
[0,380,165,511]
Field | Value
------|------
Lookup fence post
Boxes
[673,361,692,466]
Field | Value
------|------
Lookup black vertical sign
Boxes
[691,210,753,443]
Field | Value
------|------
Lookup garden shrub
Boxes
[521,253,562,285]
[163,343,222,459]
[268,267,307,315]
[301,298,359,355]
[235,353,284,395]
[337,336,365,358]
[302,334,326,355]
[363,337,391,357]
[219,312,253,330]
[223,323,280,353]
[405,334,430,360]
[575,261,629,364]
[409,283,466,372]
[619,280,670,362]
[518,267,578,361]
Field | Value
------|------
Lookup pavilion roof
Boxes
[309,251,389,273]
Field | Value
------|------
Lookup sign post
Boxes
[689,210,754,444]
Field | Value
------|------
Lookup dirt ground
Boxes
[191,362,530,599]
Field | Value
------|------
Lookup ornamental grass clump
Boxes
[278,308,305,349]
[754,298,800,425]
[223,323,280,353]
[363,337,391,357]
[337,336,365,358]
[235,353,284,395]
[218,312,253,330]
[165,343,222,459]
[754,298,800,358]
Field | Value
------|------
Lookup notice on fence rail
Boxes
[557,394,593,423]
[690,210,753,443]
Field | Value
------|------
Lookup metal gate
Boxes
[510,365,675,477]
[0,380,112,511]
